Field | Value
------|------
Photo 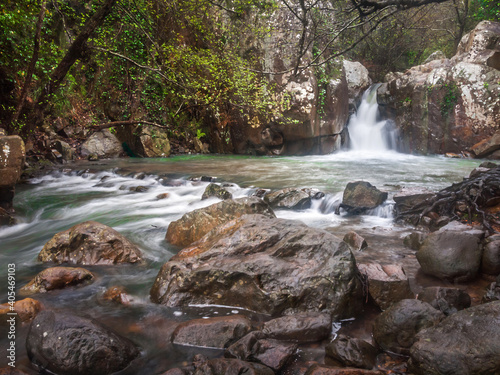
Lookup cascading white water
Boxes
[348,84,397,152]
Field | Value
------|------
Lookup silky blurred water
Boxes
[0,151,483,372]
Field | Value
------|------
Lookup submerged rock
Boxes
[26,310,139,375]
[20,266,94,294]
[171,315,252,349]
[165,197,275,247]
[152,214,361,317]
[38,221,143,265]
[372,299,444,355]
[409,301,500,375]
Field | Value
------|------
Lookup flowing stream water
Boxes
[0,88,488,372]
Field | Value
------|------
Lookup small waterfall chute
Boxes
[348,84,398,152]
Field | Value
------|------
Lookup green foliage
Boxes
[472,0,500,21]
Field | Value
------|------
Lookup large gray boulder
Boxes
[152,214,362,317]
[165,197,275,247]
[26,310,139,375]
[38,221,143,265]
[343,60,372,110]
[416,229,482,282]
[81,129,123,159]
[409,301,500,375]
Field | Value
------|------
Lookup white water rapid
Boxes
[348,84,398,152]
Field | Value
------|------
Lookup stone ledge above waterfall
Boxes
[379,20,500,156]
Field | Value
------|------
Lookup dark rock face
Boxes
[357,263,414,310]
[171,315,252,348]
[152,214,361,318]
[372,299,445,355]
[341,182,387,214]
[261,312,332,342]
[0,207,16,226]
[26,310,139,375]
[20,267,94,294]
[38,221,143,265]
[416,230,482,282]
[201,183,232,200]
[417,287,471,315]
[165,197,276,247]
[325,334,378,370]
[409,301,500,375]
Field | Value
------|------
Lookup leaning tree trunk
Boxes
[29,0,117,131]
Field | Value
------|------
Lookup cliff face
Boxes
[378,21,500,156]
[228,9,370,156]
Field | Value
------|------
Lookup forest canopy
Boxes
[0,0,498,143]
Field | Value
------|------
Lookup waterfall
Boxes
[348,84,398,152]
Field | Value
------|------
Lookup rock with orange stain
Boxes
[20,266,94,295]
[0,297,42,322]
[101,286,131,305]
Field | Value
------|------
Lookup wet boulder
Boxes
[161,354,275,375]
[261,312,332,342]
[100,285,131,305]
[372,299,445,355]
[340,182,387,214]
[0,298,42,323]
[201,183,232,200]
[325,334,378,370]
[165,197,275,247]
[152,214,361,318]
[409,301,500,375]
[171,315,252,348]
[227,331,298,371]
[416,229,482,282]
[357,263,414,310]
[20,266,94,294]
[304,365,384,374]
[26,310,139,375]
[81,129,123,159]
[264,188,324,210]
[38,221,143,265]
[481,234,500,275]
[343,231,368,251]
[417,286,471,315]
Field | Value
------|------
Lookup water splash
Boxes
[348,84,398,152]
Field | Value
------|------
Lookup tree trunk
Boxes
[10,0,46,129]
[29,0,117,131]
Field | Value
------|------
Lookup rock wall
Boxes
[379,21,500,156]
[228,9,360,156]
